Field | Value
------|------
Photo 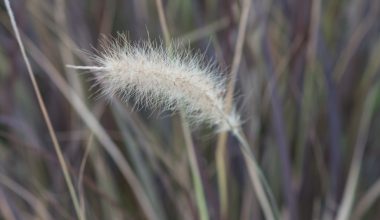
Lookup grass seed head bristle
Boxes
[70,35,240,131]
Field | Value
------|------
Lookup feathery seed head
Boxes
[70,36,240,131]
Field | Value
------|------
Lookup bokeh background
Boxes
[0,0,380,219]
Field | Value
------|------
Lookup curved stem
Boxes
[232,129,279,220]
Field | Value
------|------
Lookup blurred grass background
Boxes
[0,0,380,219]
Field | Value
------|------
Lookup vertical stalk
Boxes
[215,0,251,217]
[181,114,210,220]
[4,1,83,219]
[154,1,210,219]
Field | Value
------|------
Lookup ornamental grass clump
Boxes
[69,36,239,130]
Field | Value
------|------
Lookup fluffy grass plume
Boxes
[68,35,239,130]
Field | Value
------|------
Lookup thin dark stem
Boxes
[262,27,299,220]
[318,34,342,209]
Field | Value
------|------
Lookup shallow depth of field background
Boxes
[0,0,380,219]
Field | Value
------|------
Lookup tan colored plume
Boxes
[68,35,239,131]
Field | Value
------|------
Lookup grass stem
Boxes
[4,1,83,219]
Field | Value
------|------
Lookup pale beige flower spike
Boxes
[68,36,240,131]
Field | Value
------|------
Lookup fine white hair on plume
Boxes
[68,35,240,131]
